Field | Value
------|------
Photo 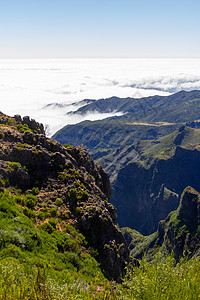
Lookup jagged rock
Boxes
[129,187,200,262]
[151,184,179,232]
[14,114,45,134]
[0,111,129,281]
[178,187,200,228]
[157,186,200,261]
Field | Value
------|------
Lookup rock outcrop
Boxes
[129,187,200,261]
[159,186,200,261]
[0,112,129,281]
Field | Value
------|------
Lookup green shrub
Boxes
[69,169,82,178]
[59,164,64,170]
[37,211,46,220]
[40,222,55,234]
[68,188,77,200]
[77,190,89,201]
[7,161,21,172]
[49,219,57,229]
[0,196,18,218]
[64,143,73,149]
[76,207,82,214]
[0,132,5,139]
[17,123,32,133]
[73,181,87,190]
[0,178,5,188]
[25,194,37,209]
[50,207,57,217]
[15,142,31,151]
[118,254,200,300]
[58,172,70,182]
[64,252,81,270]
[55,198,63,207]
[0,190,112,299]
[23,165,29,172]
[0,245,25,260]
[32,186,39,195]
[23,207,36,219]
[104,244,110,249]
[15,195,23,204]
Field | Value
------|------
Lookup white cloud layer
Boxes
[0,58,200,136]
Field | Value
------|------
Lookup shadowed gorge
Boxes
[112,129,200,234]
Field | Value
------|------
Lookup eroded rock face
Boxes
[177,187,200,228]
[127,187,200,262]
[14,114,45,134]
[112,146,200,235]
[151,184,179,233]
[0,112,129,281]
[157,187,200,261]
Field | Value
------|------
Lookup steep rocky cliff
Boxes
[128,186,200,261]
[0,112,129,281]
[112,127,200,235]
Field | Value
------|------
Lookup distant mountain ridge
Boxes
[53,90,200,181]
[67,95,162,115]
[66,90,200,122]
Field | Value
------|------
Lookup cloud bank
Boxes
[0,59,200,135]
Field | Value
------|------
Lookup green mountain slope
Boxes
[67,90,200,123]
[53,90,200,183]
[112,126,200,234]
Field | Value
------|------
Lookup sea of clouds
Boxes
[0,58,200,136]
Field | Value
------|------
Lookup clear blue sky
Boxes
[1,0,200,58]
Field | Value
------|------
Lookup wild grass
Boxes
[118,254,200,300]
[1,253,200,299]
[0,189,114,299]
[0,257,115,299]
[1,189,200,299]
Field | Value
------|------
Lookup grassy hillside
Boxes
[1,187,200,299]
[0,189,114,299]
[1,112,200,299]
[1,187,200,300]
[120,254,200,300]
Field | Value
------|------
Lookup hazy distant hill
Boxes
[66,90,200,122]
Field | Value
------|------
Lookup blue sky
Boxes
[1,0,200,58]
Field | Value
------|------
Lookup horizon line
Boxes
[0,57,200,60]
